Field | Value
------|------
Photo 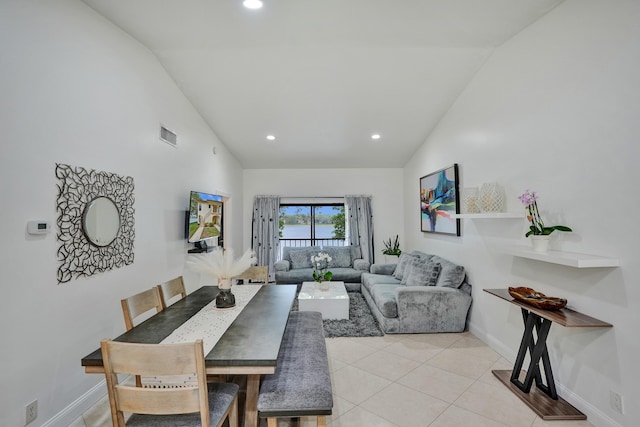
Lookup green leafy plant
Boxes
[382,235,402,256]
[518,190,572,237]
[331,205,345,239]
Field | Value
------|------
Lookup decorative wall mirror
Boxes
[56,163,135,283]
[82,196,121,247]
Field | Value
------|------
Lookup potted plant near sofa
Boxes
[381,235,402,263]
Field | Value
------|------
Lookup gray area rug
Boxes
[291,291,384,338]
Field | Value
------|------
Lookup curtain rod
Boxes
[280,196,344,199]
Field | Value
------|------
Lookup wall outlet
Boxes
[25,400,37,425]
[610,390,624,414]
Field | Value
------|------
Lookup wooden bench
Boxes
[257,311,333,427]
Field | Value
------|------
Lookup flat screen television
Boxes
[186,190,224,252]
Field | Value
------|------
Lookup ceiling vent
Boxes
[160,125,177,147]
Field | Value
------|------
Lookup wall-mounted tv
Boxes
[186,190,224,252]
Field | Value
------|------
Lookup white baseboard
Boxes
[468,323,623,427]
[42,380,106,427]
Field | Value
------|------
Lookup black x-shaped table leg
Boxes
[510,308,558,400]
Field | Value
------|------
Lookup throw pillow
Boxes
[325,247,352,268]
[290,249,313,269]
[430,255,466,288]
[392,253,417,281]
[350,245,362,260]
[402,259,442,287]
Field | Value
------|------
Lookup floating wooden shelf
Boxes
[506,246,620,268]
[452,212,522,219]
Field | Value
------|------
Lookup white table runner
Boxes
[142,284,262,388]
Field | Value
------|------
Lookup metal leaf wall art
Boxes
[55,163,135,283]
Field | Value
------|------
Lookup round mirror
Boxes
[82,197,121,247]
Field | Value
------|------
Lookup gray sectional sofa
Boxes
[275,245,370,291]
[361,251,472,334]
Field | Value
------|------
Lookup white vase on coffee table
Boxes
[317,281,330,291]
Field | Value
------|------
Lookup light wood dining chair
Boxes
[101,339,239,427]
[120,287,164,331]
[233,265,269,285]
[157,276,187,309]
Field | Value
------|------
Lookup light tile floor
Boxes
[73,332,595,427]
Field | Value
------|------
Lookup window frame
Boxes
[279,202,345,246]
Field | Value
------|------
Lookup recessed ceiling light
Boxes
[266,135,276,141]
[371,134,381,140]
[243,0,263,9]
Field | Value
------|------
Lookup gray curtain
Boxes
[251,196,280,280]
[345,195,374,264]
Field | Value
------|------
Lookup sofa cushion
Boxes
[411,250,433,261]
[349,245,362,260]
[325,247,352,268]
[353,259,371,271]
[329,267,364,283]
[402,259,442,287]
[369,284,403,318]
[392,253,418,281]
[323,245,362,262]
[430,255,465,288]
[370,263,397,275]
[274,260,290,272]
[361,272,401,294]
[282,246,320,263]
[290,249,314,269]
[275,268,363,285]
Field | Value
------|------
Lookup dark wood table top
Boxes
[484,288,612,328]
[81,285,297,369]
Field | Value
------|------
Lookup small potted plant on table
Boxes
[518,190,572,252]
[311,252,333,291]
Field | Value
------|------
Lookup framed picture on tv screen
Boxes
[187,190,224,247]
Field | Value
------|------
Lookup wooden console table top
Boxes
[484,288,612,328]
[485,288,612,421]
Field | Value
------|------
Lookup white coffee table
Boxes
[298,281,349,320]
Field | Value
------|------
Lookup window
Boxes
[279,204,345,249]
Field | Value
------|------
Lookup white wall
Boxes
[3,0,638,426]
[243,168,404,263]
[403,1,639,426]
[0,1,243,426]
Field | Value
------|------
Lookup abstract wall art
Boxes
[419,164,460,236]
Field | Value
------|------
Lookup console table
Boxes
[484,288,612,420]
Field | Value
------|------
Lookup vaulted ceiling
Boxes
[82,0,565,168]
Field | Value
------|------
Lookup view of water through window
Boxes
[281,224,335,239]
[279,204,345,241]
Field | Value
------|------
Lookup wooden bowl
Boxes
[508,286,567,310]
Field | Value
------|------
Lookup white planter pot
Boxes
[383,254,400,264]
[530,235,550,252]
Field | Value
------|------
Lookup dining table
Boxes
[81,284,297,427]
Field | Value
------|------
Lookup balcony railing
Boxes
[278,238,345,259]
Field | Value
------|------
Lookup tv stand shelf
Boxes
[188,247,212,254]
[506,246,619,268]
